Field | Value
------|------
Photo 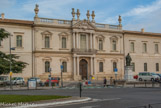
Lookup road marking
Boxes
[92,98,121,102]
[80,105,100,108]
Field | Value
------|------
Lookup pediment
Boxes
[41,30,52,35]
[73,20,96,30]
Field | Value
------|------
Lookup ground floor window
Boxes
[62,61,67,72]
[45,61,50,72]
[113,62,117,72]
[144,63,147,72]
[156,63,159,71]
[99,62,103,72]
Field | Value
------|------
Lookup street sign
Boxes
[114,68,118,74]
[61,65,63,70]
[10,72,12,76]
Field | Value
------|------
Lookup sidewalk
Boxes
[6,97,92,108]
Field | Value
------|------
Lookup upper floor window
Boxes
[156,63,159,72]
[62,61,67,72]
[16,35,22,47]
[144,63,147,72]
[143,43,147,53]
[112,40,117,51]
[113,62,117,72]
[130,42,134,52]
[45,61,50,72]
[45,36,50,48]
[155,44,159,53]
[131,62,135,72]
[62,37,66,48]
[99,40,103,50]
[99,62,103,72]
[80,34,86,50]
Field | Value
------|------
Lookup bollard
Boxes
[79,82,82,98]
[144,80,147,88]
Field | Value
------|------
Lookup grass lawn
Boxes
[0,95,70,103]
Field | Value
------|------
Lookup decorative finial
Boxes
[34,4,39,18]
[86,10,90,21]
[71,8,75,20]
[1,13,5,20]
[118,15,122,27]
[76,9,80,21]
[91,11,95,23]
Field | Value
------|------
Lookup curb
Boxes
[11,97,92,108]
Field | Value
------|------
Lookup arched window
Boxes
[112,40,116,51]
[45,61,50,72]
[99,40,103,50]
[45,36,50,48]
[130,42,134,52]
[62,37,66,48]
[156,63,159,71]
[99,62,103,72]
[16,35,22,47]
[155,44,159,53]
[144,63,147,71]
[143,43,147,53]
[113,62,117,72]
[62,62,67,72]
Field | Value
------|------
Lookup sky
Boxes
[0,0,161,33]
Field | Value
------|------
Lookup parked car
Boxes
[156,74,161,81]
[11,77,25,85]
[45,77,60,86]
[28,77,42,83]
[138,72,160,81]
[133,75,138,79]
[0,76,9,85]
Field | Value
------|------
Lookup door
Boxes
[79,59,88,80]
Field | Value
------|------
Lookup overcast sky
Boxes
[0,0,161,33]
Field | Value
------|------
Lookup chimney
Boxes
[1,13,4,19]
[141,28,144,33]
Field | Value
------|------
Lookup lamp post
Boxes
[60,65,63,87]
[9,35,15,90]
[48,68,52,87]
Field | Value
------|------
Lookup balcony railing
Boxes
[72,48,97,55]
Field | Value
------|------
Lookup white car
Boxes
[138,72,160,81]
[12,77,25,85]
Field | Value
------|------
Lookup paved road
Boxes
[0,87,161,108]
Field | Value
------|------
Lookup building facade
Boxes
[0,5,161,81]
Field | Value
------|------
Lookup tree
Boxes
[0,28,28,75]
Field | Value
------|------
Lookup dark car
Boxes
[157,74,161,81]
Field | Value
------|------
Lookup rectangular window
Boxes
[113,62,117,72]
[45,61,50,72]
[155,44,159,53]
[130,42,134,52]
[156,63,159,71]
[45,36,50,48]
[62,37,66,48]
[131,62,135,72]
[62,62,67,72]
[99,40,103,50]
[112,40,116,51]
[143,43,147,53]
[16,35,22,47]
[80,35,86,50]
[144,63,147,72]
[99,62,103,72]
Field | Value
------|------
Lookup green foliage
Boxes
[0,95,70,103]
[0,28,28,75]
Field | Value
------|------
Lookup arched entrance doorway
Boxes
[79,59,88,80]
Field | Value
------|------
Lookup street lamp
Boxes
[60,65,63,87]
[48,68,52,87]
[9,35,15,90]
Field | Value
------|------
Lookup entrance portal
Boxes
[79,59,88,80]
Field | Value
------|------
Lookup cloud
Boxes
[0,0,16,9]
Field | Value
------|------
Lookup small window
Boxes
[130,42,134,52]
[112,40,116,51]
[143,43,147,53]
[156,63,159,71]
[62,62,67,72]
[144,63,147,72]
[99,62,103,72]
[155,44,159,53]
[62,37,66,48]
[113,62,117,72]
[99,40,103,50]
[131,62,135,72]
[45,61,50,72]
[45,36,50,48]
[16,35,22,47]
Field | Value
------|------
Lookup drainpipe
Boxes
[123,32,125,79]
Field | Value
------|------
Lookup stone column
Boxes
[76,32,79,48]
[90,33,93,49]
[73,32,75,48]
[77,57,79,75]
[90,57,93,75]
[86,35,88,50]
[93,34,95,49]
[73,57,76,78]
[93,57,96,75]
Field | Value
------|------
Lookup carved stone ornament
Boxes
[34,4,39,17]
[73,20,96,30]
